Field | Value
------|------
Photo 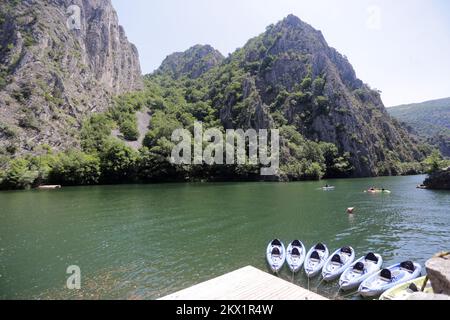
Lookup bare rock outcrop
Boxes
[426,253,450,295]
[424,167,450,190]
[0,0,142,154]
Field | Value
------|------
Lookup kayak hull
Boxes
[339,254,383,291]
[266,240,286,273]
[322,247,356,282]
[367,190,391,194]
[286,241,306,273]
[379,276,433,300]
[359,262,422,298]
[304,244,329,278]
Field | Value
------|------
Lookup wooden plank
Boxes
[160,266,327,300]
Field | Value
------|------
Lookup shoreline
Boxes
[0,173,430,192]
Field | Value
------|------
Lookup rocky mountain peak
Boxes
[199,14,423,176]
[156,44,224,79]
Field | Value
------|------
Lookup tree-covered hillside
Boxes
[389,98,450,157]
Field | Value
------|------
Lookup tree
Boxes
[81,114,114,153]
[100,140,138,183]
[423,150,444,173]
[120,119,139,141]
[0,158,38,190]
[319,143,353,178]
[49,151,101,185]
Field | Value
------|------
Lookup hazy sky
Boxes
[111,0,450,106]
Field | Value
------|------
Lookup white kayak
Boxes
[339,253,383,291]
[322,186,335,191]
[322,246,356,282]
[286,240,306,273]
[359,261,422,298]
[266,239,286,273]
[304,243,329,278]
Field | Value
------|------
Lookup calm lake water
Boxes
[0,175,449,300]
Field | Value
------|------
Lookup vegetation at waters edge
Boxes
[0,73,436,190]
[422,150,450,174]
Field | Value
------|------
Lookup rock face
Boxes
[424,168,450,190]
[195,15,422,177]
[156,44,224,79]
[426,253,450,295]
[0,0,142,154]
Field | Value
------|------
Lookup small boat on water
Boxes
[266,239,286,273]
[286,240,306,273]
[304,243,329,278]
[37,185,62,190]
[366,188,391,194]
[322,246,356,282]
[339,253,383,291]
[379,276,433,300]
[359,261,422,297]
[322,186,335,191]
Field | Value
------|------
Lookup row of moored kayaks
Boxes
[266,239,424,298]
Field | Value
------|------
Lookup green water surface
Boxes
[0,175,449,299]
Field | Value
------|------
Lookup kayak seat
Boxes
[353,262,365,273]
[400,261,415,273]
[380,269,392,281]
[292,248,301,256]
[310,251,321,261]
[331,254,342,264]
[272,247,281,256]
[315,243,326,251]
[408,283,419,292]
[341,246,352,255]
[272,239,282,246]
[292,240,301,247]
[365,252,379,263]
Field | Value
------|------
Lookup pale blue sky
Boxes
[112,0,450,106]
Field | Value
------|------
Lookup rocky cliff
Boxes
[424,167,450,190]
[0,0,142,154]
[156,44,224,79]
[154,15,423,177]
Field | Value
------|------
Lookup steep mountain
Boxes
[388,98,450,157]
[0,0,142,155]
[152,15,423,177]
[0,13,427,189]
[155,44,224,79]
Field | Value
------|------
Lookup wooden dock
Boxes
[160,266,327,300]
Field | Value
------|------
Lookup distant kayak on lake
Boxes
[365,188,391,194]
